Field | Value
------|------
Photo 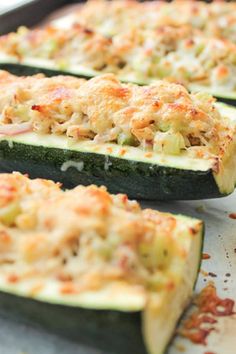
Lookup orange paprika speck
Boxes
[7,274,19,283]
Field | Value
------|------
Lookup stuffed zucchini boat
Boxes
[0,20,236,102]
[0,71,235,200]
[0,172,204,354]
[52,0,236,44]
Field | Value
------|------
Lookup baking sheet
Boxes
[0,1,235,352]
[0,191,235,354]
[147,192,236,354]
[0,0,71,34]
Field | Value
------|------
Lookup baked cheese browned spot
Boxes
[62,0,236,44]
[0,22,236,91]
[0,172,202,296]
[0,71,234,160]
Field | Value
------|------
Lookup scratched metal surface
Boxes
[146,191,236,354]
[0,192,235,354]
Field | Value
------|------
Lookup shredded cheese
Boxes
[0,172,202,296]
[0,70,234,160]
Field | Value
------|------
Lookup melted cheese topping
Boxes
[1,22,236,91]
[0,70,233,158]
[0,172,201,297]
[56,0,236,44]
[0,25,120,73]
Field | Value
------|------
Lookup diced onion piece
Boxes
[0,202,21,226]
[0,122,32,136]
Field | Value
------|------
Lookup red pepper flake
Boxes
[179,283,235,346]
[202,253,211,260]
[229,213,236,219]
[31,104,43,112]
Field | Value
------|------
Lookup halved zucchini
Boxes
[0,61,95,80]
[0,58,236,104]
[189,84,236,106]
[0,173,204,354]
[0,70,235,200]
[0,130,233,200]
[0,101,236,200]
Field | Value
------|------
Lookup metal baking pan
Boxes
[0,0,84,34]
[0,1,235,354]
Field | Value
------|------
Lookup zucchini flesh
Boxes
[0,132,229,200]
[0,65,235,200]
[1,97,236,201]
[0,214,203,354]
[0,59,236,104]
[0,62,92,80]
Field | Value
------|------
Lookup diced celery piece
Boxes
[195,43,205,56]
[156,63,172,79]
[57,59,69,71]
[139,235,173,270]
[154,131,185,155]
[43,39,59,56]
[0,202,21,226]
[15,105,30,121]
[159,122,170,132]
[117,132,139,146]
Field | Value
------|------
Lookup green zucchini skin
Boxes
[0,63,90,79]
[0,290,146,354]
[0,63,235,105]
[0,140,223,200]
[219,99,236,107]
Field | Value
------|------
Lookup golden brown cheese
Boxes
[0,71,233,158]
[1,23,236,91]
[0,25,120,72]
[112,26,236,90]
[65,0,236,43]
[0,172,201,295]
